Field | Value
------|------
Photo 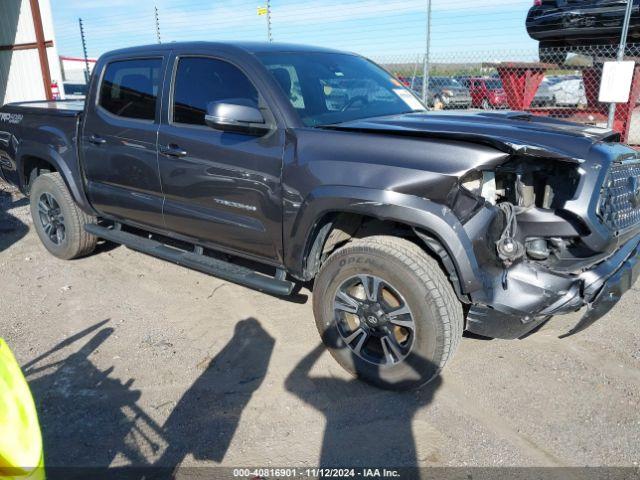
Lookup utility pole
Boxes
[607,0,634,128]
[79,18,90,84]
[266,0,273,42]
[154,6,162,44]
[421,0,432,105]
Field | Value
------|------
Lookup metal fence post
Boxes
[155,6,162,44]
[267,0,273,42]
[607,0,635,128]
[422,0,432,105]
[79,18,90,84]
[410,53,420,91]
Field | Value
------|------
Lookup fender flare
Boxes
[285,185,484,293]
[16,142,95,214]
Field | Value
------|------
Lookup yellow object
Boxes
[0,339,44,480]
[257,6,268,16]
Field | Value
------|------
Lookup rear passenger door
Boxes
[157,53,285,263]
[82,55,167,229]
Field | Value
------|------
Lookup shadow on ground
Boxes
[24,317,440,478]
[24,320,155,469]
[286,343,442,471]
[0,189,28,252]
[25,318,276,478]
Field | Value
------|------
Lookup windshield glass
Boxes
[429,77,461,89]
[484,79,503,90]
[258,52,426,127]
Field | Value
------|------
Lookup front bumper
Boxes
[563,236,640,337]
[466,235,640,339]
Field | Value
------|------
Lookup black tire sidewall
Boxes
[30,175,77,259]
[314,246,446,389]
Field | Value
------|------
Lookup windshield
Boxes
[484,79,503,90]
[429,77,461,88]
[258,52,426,127]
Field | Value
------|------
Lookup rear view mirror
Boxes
[204,101,270,136]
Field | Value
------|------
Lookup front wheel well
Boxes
[302,213,469,304]
[22,156,57,194]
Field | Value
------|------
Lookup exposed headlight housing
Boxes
[461,170,497,205]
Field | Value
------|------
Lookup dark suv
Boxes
[527,0,640,62]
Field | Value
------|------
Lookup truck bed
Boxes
[3,100,85,117]
[0,100,84,201]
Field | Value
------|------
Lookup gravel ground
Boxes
[1,180,639,471]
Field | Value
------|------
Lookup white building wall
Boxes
[0,0,64,105]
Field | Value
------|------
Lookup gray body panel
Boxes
[1,41,639,339]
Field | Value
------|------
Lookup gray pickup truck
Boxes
[1,41,639,389]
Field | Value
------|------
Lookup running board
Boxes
[85,224,295,296]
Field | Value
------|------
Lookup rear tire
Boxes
[313,235,463,390]
[29,172,97,260]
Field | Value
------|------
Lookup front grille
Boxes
[598,161,640,232]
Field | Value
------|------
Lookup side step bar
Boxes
[85,224,295,296]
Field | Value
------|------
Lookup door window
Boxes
[98,58,162,120]
[172,57,260,126]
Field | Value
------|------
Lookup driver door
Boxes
[157,53,284,263]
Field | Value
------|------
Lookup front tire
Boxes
[29,172,97,260]
[313,236,463,390]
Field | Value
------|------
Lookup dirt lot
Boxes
[1,180,640,471]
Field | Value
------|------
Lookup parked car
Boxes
[62,82,88,100]
[2,42,639,390]
[547,76,587,106]
[527,0,640,63]
[462,77,508,110]
[532,80,556,107]
[397,76,471,109]
[426,77,472,109]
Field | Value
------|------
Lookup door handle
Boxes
[160,144,188,157]
[88,134,106,146]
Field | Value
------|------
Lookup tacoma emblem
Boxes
[214,198,257,212]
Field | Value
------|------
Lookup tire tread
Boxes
[30,173,97,259]
[315,234,464,389]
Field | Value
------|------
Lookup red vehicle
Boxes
[465,77,508,110]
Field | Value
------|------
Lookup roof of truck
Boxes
[104,41,350,58]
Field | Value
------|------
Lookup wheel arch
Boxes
[16,143,95,214]
[286,186,483,296]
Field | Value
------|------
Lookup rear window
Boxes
[99,58,162,120]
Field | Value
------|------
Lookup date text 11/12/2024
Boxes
[233,468,402,478]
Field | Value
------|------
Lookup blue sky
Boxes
[50,0,537,60]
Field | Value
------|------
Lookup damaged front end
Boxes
[449,142,640,339]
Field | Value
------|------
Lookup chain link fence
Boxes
[375,43,640,145]
[52,1,640,147]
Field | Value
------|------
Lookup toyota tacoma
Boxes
[1,42,639,389]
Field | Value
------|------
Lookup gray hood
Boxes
[323,111,621,162]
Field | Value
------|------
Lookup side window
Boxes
[265,64,305,109]
[173,57,259,126]
[99,58,162,121]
